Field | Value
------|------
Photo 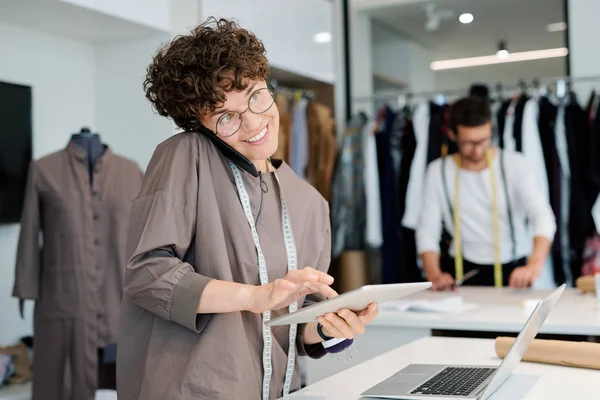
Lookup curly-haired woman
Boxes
[116,18,378,400]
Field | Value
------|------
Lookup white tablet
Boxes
[265,282,431,327]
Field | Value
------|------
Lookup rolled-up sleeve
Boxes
[123,134,213,333]
[416,163,444,255]
[513,155,557,240]
[296,199,331,359]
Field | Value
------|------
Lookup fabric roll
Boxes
[495,337,600,370]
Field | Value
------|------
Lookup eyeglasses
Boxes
[457,136,492,149]
[215,87,276,137]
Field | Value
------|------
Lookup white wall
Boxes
[371,24,434,94]
[61,0,170,32]
[350,9,374,116]
[569,0,600,96]
[0,22,96,346]
[95,33,173,170]
[202,0,335,84]
[372,25,411,85]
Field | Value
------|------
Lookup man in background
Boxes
[416,97,556,290]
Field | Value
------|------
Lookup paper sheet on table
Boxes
[381,296,478,314]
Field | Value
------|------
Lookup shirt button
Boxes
[92,191,99,197]
[93,215,100,221]
[95,239,100,245]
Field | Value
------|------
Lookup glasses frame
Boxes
[215,84,276,138]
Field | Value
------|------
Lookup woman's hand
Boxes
[317,303,379,339]
[246,267,338,314]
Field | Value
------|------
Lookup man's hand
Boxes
[428,272,456,291]
[246,267,337,314]
[509,265,539,288]
[317,303,379,339]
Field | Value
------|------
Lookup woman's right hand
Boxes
[246,267,338,314]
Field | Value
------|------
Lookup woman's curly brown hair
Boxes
[144,17,269,132]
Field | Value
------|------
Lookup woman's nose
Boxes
[241,112,263,134]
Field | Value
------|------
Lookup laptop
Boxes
[361,284,566,399]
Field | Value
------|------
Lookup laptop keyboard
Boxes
[410,367,496,397]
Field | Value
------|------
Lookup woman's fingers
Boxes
[336,309,365,335]
[319,313,354,338]
[286,267,334,285]
[357,303,379,324]
[317,316,343,338]
[304,281,338,299]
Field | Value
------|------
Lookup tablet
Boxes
[265,282,432,327]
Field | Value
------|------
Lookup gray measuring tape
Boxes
[228,161,298,400]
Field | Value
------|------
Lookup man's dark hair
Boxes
[449,96,492,134]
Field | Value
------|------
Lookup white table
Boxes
[301,287,600,385]
[0,383,116,400]
[0,383,29,400]
[290,337,600,399]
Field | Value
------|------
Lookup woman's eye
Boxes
[221,113,233,123]
[250,92,260,102]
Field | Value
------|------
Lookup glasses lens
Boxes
[217,112,242,137]
[248,88,275,114]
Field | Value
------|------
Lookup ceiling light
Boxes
[430,47,569,70]
[547,22,567,32]
[313,32,332,44]
[459,13,474,24]
[496,40,508,58]
[497,49,509,59]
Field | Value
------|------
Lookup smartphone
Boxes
[196,125,259,177]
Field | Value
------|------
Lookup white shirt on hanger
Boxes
[401,101,430,230]
[362,120,383,248]
[416,150,556,265]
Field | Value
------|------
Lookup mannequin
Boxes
[13,129,143,400]
[71,127,105,183]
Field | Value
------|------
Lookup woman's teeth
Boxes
[246,126,267,143]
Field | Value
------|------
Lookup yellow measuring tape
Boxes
[452,148,503,287]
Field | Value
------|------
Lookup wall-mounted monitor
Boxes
[0,81,33,224]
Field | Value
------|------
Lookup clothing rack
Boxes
[352,74,600,104]
[269,79,315,100]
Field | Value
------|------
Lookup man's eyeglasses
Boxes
[216,86,276,137]
[457,136,492,149]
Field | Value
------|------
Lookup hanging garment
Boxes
[522,97,550,201]
[497,100,511,149]
[116,133,331,400]
[499,96,529,151]
[426,102,447,164]
[290,97,309,179]
[306,101,336,201]
[401,101,429,230]
[273,92,292,163]
[331,113,368,258]
[491,100,502,146]
[362,121,383,248]
[538,97,563,286]
[375,106,402,283]
[396,113,423,283]
[397,112,416,222]
[590,98,600,206]
[555,102,573,286]
[564,96,596,284]
[12,140,143,400]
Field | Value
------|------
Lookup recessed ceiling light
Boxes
[459,13,474,24]
[430,47,569,70]
[547,22,567,32]
[496,49,509,59]
[313,32,332,44]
